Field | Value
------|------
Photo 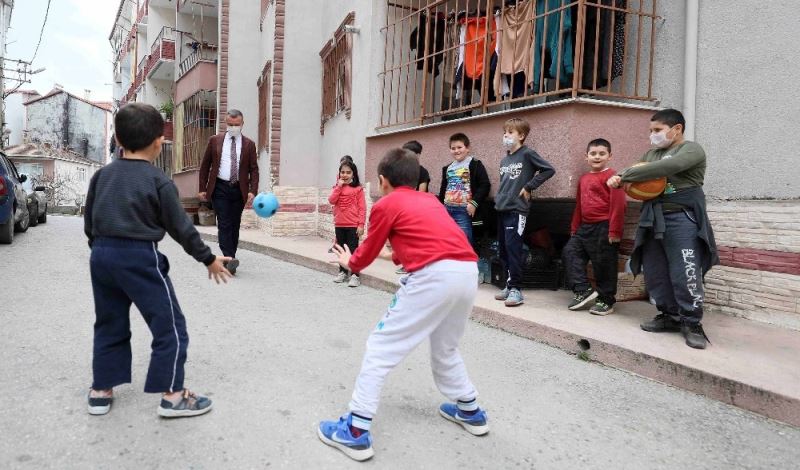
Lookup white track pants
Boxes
[349,260,479,418]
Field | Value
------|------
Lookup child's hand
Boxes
[466,204,476,217]
[357,226,365,237]
[207,256,232,284]
[331,244,352,270]
[338,178,347,187]
[607,175,622,188]
[519,188,531,201]
[379,247,393,260]
[609,236,621,244]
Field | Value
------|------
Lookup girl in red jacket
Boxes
[328,159,366,287]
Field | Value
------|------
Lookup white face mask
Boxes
[228,126,242,138]
[650,128,674,148]
[502,136,516,150]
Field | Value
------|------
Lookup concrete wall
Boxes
[257,3,277,190]
[52,159,100,204]
[365,101,654,200]
[25,94,109,164]
[226,0,262,158]
[3,91,32,147]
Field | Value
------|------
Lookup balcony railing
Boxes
[147,26,176,77]
[177,44,218,79]
[137,0,149,23]
[379,0,660,129]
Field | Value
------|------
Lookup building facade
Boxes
[111,1,800,329]
[23,88,112,165]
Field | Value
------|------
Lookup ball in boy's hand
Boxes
[623,163,667,201]
[253,192,280,218]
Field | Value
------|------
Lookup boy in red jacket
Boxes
[318,149,488,462]
[563,138,627,315]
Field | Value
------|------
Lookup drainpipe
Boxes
[682,0,699,141]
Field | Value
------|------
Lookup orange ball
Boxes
[624,163,666,201]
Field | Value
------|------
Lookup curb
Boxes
[201,233,800,428]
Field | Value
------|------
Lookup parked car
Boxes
[0,153,31,244]
[27,185,48,227]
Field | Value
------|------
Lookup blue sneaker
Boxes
[317,413,374,461]
[438,403,490,436]
[504,288,524,307]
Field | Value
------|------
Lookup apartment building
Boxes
[110,0,800,330]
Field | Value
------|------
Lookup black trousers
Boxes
[497,211,526,290]
[212,178,245,258]
[90,238,188,393]
[563,221,619,305]
[641,210,705,323]
[335,227,360,274]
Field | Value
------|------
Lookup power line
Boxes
[30,0,53,63]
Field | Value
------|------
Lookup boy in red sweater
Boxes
[318,149,488,462]
[563,138,627,315]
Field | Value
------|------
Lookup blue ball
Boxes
[253,192,280,218]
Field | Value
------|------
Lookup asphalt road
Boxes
[1,216,799,469]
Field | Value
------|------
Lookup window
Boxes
[319,12,355,133]
[379,0,659,129]
[257,61,272,151]
[76,167,86,182]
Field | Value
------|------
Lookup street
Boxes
[1,216,799,470]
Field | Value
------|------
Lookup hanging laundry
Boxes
[531,0,575,93]
[458,16,497,80]
[576,0,627,90]
[410,12,447,76]
[495,0,535,99]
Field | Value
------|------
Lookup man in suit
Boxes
[199,109,259,275]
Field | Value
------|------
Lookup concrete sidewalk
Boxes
[198,226,800,427]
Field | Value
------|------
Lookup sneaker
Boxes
[640,313,682,333]
[395,266,407,274]
[504,288,524,307]
[438,403,489,436]
[348,274,361,288]
[87,392,113,416]
[589,301,614,316]
[568,288,598,310]
[157,389,213,418]
[682,322,710,349]
[333,272,348,283]
[494,287,509,301]
[317,414,374,462]
[225,258,239,275]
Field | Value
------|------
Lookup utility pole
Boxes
[1,0,14,149]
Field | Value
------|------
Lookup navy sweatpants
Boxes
[90,238,189,393]
[497,211,526,290]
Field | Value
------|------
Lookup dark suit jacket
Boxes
[199,133,260,202]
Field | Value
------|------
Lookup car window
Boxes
[6,158,21,180]
[0,156,9,175]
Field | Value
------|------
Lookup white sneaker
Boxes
[333,272,348,283]
[348,275,361,288]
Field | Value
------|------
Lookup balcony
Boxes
[378,0,660,129]
[136,0,148,24]
[178,0,219,17]
[147,26,176,81]
[175,45,218,105]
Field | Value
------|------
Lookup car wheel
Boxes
[29,203,39,227]
[15,205,30,233]
[0,219,12,244]
[38,204,47,223]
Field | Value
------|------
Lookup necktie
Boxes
[229,136,238,184]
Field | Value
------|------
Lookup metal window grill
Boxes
[380,0,659,129]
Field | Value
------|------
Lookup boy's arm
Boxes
[621,144,705,182]
[83,172,99,246]
[471,160,491,205]
[570,180,582,235]
[524,150,556,191]
[157,181,216,266]
[438,166,446,203]
[608,185,627,240]
[348,203,392,273]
